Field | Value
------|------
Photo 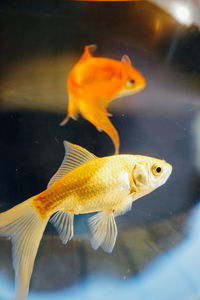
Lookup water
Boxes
[0,1,200,299]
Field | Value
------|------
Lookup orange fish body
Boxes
[61,45,146,154]
[0,141,172,300]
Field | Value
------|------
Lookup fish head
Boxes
[132,157,172,194]
[117,55,146,98]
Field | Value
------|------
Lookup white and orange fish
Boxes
[61,45,146,154]
[0,141,171,300]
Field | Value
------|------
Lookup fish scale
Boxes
[33,155,132,218]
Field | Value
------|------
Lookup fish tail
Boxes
[80,106,120,154]
[0,198,49,300]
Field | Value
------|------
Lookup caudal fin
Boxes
[0,198,49,300]
[79,106,120,154]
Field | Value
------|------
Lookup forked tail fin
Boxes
[0,198,49,300]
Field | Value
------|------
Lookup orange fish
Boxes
[61,45,146,154]
[0,141,172,300]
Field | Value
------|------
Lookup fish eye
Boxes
[127,79,135,87]
[151,164,162,176]
[156,167,161,173]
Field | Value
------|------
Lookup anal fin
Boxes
[88,211,117,253]
[50,211,74,245]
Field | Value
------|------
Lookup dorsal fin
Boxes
[80,44,97,62]
[47,141,97,188]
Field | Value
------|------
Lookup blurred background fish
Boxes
[61,45,145,154]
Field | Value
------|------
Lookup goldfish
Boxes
[61,45,146,154]
[0,141,171,300]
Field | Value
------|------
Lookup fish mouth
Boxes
[138,79,146,90]
[163,163,173,183]
[167,164,173,175]
[115,84,145,99]
[132,82,146,93]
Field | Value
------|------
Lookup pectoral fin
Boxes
[88,211,117,253]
